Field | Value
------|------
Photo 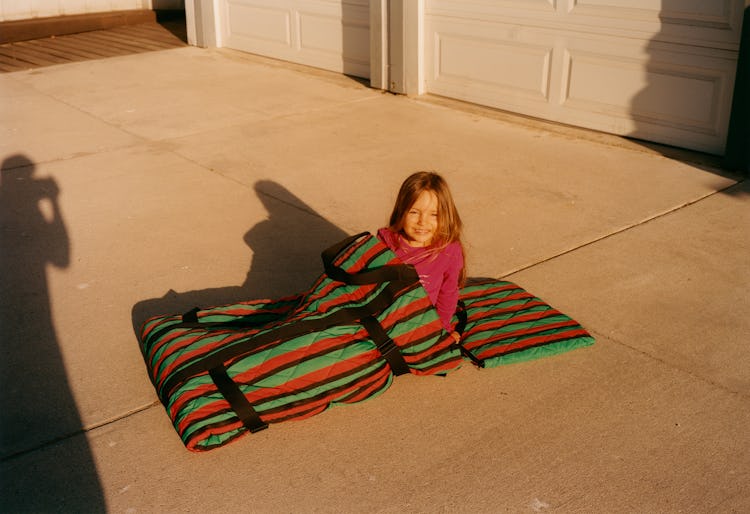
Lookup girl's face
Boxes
[402,190,438,247]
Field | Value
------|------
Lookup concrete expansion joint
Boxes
[0,400,160,464]
[256,188,328,220]
[0,145,139,171]
[591,328,748,402]
[80,400,162,434]
[32,82,147,142]
[503,180,745,279]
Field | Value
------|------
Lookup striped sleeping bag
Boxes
[139,232,593,451]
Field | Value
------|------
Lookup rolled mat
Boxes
[138,233,594,451]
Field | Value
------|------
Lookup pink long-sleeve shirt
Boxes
[377,228,463,331]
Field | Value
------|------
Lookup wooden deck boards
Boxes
[0,21,186,73]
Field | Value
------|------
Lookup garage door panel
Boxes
[567,0,739,34]
[631,69,719,131]
[564,51,724,134]
[298,12,345,52]
[565,0,743,48]
[341,22,370,67]
[430,0,555,15]
[428,17,555,114]
[571,0,731,20]
[431,0,743,49]
[296,9,369,75]
[428,26,559,122]
[222,0,370,79]
[226,2,291,46]
[435,32,552,100]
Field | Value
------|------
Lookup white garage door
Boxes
[220,0,370,79]
[424,1,746,155]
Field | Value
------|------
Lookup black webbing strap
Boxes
[209,365,268,433]
[360,316,410,376]
[324,260,417,286]
[321,231,416,286]
[320,231,368,261]
[146,302,297,346]
[453,343,485,368]
[450,301,485,368]
[455,300,467,336]
[183,307,200,324]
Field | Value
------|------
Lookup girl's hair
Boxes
[388,171,466,283]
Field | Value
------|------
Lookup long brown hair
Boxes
[388,171,466,284]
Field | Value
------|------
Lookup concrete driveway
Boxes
[1,45,748,513]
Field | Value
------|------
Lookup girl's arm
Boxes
[434,243,464,333]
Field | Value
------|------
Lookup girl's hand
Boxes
[450,331,461,343]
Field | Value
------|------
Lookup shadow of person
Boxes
[132,180,349,335]
[0,155,105,511]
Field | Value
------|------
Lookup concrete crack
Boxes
[0,400,161,463]
[502,179,744,279]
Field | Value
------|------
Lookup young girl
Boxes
[377,171,466,342]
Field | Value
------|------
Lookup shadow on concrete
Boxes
[725,6,750,177]
[0,155,105,512]
[155,8,188,44]
[131,180,349,338]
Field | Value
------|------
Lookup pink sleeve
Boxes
[376,227,397,251]
[435,244,463,331]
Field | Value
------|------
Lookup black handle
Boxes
[321,232,419,286]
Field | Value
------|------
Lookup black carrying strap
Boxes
[453,343,485,368]
[451,301,485,368]
[209,365,268,433]
[183,307,200,323]
[360,316,410,376]
[455,300,467,335]
[145,299,300,346]
[321,231,418,286]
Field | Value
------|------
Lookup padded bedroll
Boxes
[139,232,462,451]
[139,233,594,451]
[456,279,595,368]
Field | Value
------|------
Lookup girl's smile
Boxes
[402,190,438,247]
